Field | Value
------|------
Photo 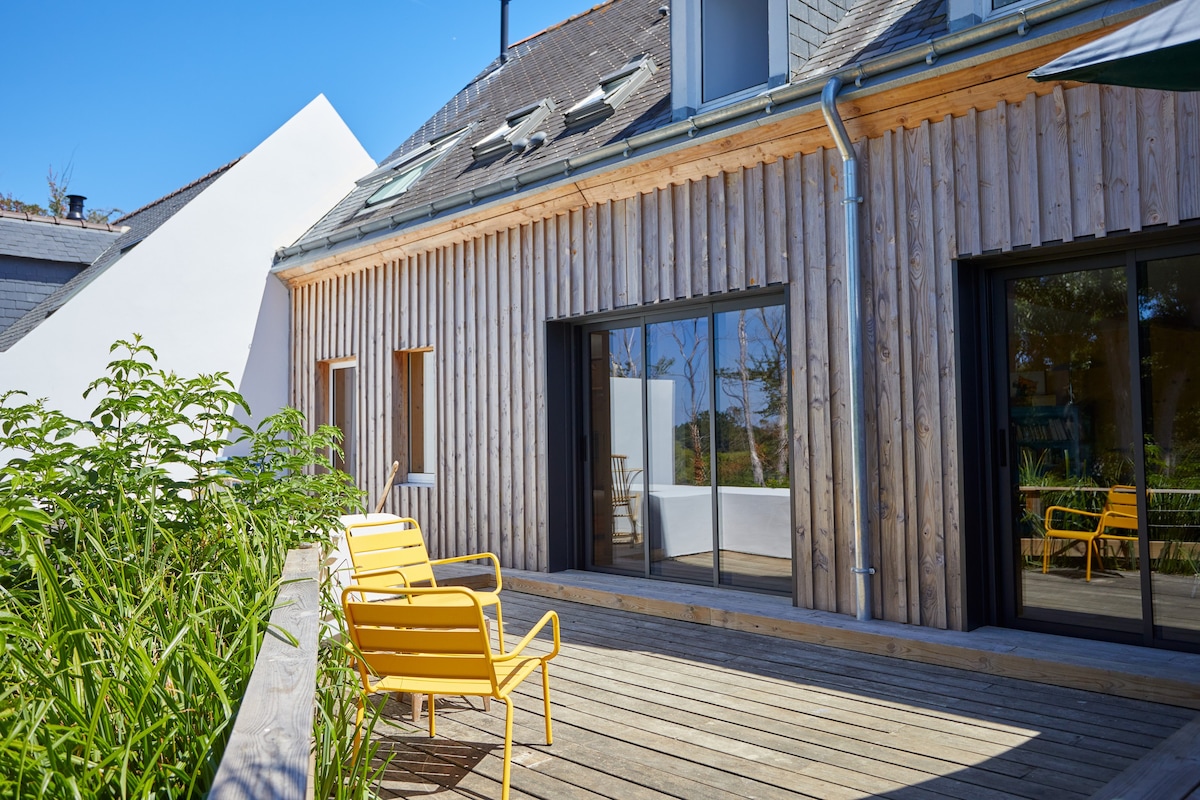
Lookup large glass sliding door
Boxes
[993,248,1200,648]
[584,297,791,595]
[1142,255,1200,646]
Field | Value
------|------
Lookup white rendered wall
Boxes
[0,96,374,455]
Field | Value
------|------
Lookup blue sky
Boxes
[0,1,598,218]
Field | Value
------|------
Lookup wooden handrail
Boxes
[209,546,320,800]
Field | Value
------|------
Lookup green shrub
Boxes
[0,338,378,797]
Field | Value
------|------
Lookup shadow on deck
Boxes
[361,577,1200,800]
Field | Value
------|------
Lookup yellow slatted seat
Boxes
[343,585,559,800]
[344,516,505,651]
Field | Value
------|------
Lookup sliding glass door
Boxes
[993,248,1200,647]
[584,297,792,595]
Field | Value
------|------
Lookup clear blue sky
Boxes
[0,1,598,218]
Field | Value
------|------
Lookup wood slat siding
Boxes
[290,86,1200,628]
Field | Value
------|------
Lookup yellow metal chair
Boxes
[343,585,559,800]
[345,516,505,718]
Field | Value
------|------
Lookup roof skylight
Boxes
[363,128,469,208]
[471,99,556,161]
[565,56,658,127]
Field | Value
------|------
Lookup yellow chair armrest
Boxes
[350,567,414,586]
[494,610,560,662]
[1044,505,1103,533]
[430,551,503,591]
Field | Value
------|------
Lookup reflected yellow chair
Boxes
[343,585,559,800]
[1043,486,1148,581]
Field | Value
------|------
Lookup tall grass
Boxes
[0,338,382,797]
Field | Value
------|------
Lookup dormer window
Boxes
[565,56,659,127]
[701,0,768,101]
[363,128,468,208]
[670,0,788,120]
[471,98,556,161]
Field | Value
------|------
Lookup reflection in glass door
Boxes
[1004,267,1142,631]
[715,307,791,593]
[646,314,714,582]
[588,327,645,572]
[584,299,791,595]
[1142,255,1200,646]
[996,251,1200,648]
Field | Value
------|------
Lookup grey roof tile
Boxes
[283,0,947,261]
[0,215,121,263]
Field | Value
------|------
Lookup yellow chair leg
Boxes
[494,608,505,653]
[351,696,365,759]
[1043,536,1050,574]
[427,694,436,738]
[502,697,515,800]
[542,664,553,745]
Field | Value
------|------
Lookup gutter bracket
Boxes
[1017,9,1031,36]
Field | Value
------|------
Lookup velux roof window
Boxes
[471,98,555,161]
[566,56,658,127]
[363,128,469,208]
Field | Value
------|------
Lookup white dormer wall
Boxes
[671,0,850,121]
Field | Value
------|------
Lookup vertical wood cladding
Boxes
[291,86,1200,630]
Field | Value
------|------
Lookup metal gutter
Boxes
[273,0,1132,270]
[821,76,873,623]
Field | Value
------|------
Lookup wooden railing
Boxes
[209,546,320,800]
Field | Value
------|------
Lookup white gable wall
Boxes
[0,95,374,453]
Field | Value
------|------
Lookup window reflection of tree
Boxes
[716,307,788,488]
[608,329,642,378]
[656,319,709,487]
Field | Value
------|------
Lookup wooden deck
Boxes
[363,591,1198,799]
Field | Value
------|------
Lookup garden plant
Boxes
[0,337,386,797]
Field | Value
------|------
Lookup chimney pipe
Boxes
[66,194,86,220]
[500,0,510,64]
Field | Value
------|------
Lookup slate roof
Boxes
[280,0,949,264]
[288,0,673,251]
[0,212,123,264]
[0,160,237,352]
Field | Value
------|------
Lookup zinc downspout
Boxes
[821,77,873,622]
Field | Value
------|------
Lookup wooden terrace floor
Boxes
[363,590,1198,799]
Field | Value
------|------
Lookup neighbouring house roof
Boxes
[0,211,124,263]
[0,159,238,352]
[277,0,954,268]
[0,212,126,339]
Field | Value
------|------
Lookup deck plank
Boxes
[362,591,1191,799]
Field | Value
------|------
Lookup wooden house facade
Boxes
[275,0,1200,651]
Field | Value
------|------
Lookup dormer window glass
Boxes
[566,56,659,127]
[701,0,768,102]
[670,0,787,120]
[471,98,555,160]
[364,128,468,207]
